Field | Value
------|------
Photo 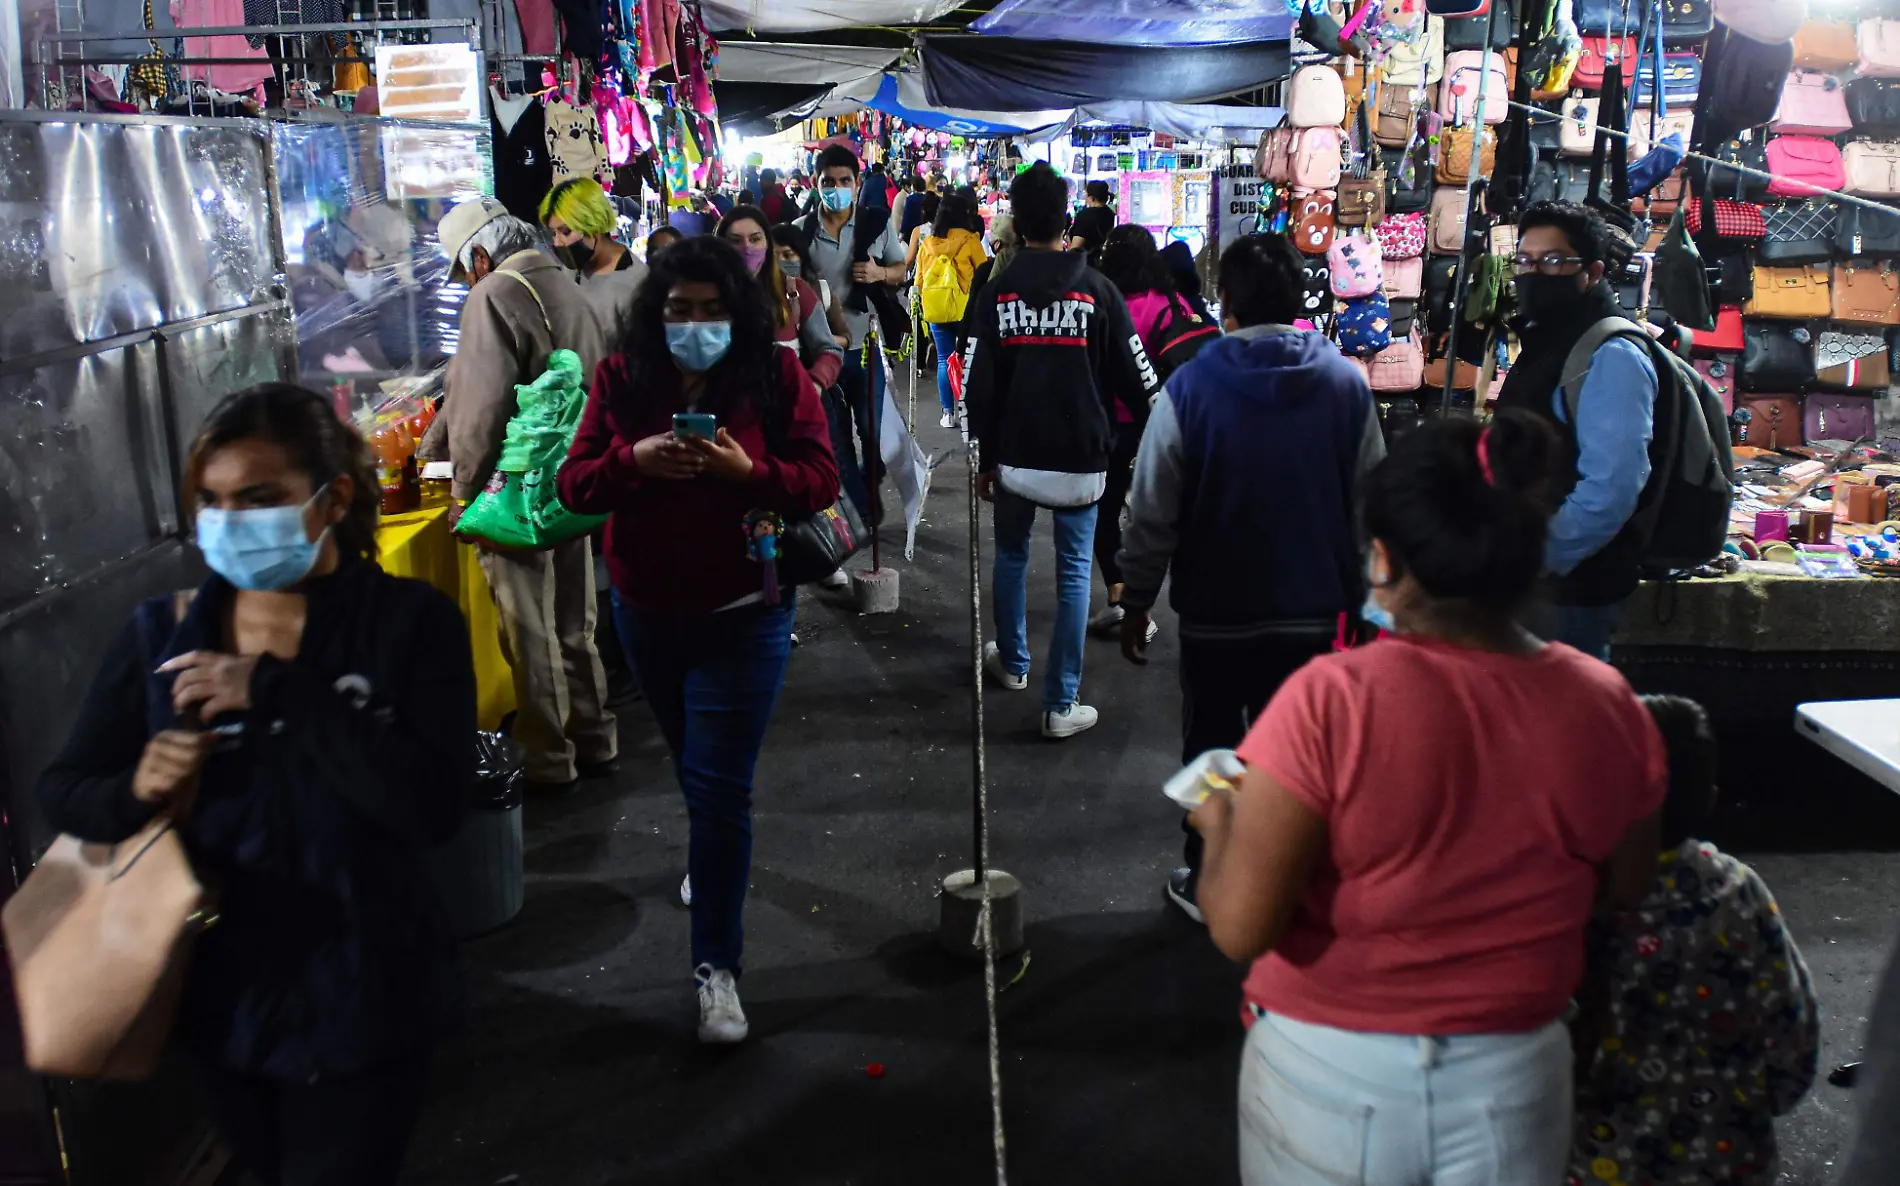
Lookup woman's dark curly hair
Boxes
[1098,223,1173,298]
[614,234,779,427]
[184,382,380,561]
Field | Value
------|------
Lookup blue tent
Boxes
[971,0,1293,46]
[863,72,1067,136]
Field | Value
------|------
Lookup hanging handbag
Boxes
[1383,142,1436,213]
[1741,321,1817,389]
[1830,263,1900,326]
[1374,84,1427,147]
[1694,355,1737,413]
[1764,135,1848,199]
[1390,298,1421,336]
[1815,328,1892,389]
[1739,393,1805,448]
[1706,136,1772,202]
[1574,36,1638,89]
[1660,0,1712,43]
[1423,351,1483,390]
[1423,256,1461,333]
[1329,232,1387,297]
[1436,123,1496,184]
[1859,18,1900,79]
[1368,331,1428,391]
[1794,21,1860,72]
[1685,196,1766,241]
[1708,248,1755,305]
[1301,256,1335,317]
[1576,0,1640,36]
[1842,140,1900,198]
[1438,50,1511,125]
[1,595,210,1081]
[1383,254,1426,298]
[1338,103,1388,227]
[1744,264,1833,319]
[1773,71,1854,138]
[1525,0,1584,97]
[1847,80,1900,134]
[1430,185,1470,255]
[1337,292,1395,355]
[1758,200,1836,265]
[1653,206,1715,330]
[1441,0,1514,47]
[1836,202,1900,259]
[1383,15,1448,85]
[1633,52,1701,109]
[1292,188,1339,255]
[1805,392,1876,443]
[1694,304,1746,355]
[1375,210,1430,257]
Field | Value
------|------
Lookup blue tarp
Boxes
[921,35,1291,111]
[971,0,1293,46]
[863,72,1066,136]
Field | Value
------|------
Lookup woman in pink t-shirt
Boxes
[1191,410,1666,1186]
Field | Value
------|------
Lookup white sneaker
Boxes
[680,874,692,906]
[1088,603,1126,636]
[695,964,748,1044]
[820,568,851,590]
[1042,703,1100,740]
[983,641,1028,690]
[940,411,956,429]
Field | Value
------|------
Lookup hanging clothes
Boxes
[545,97,608,182]
[638,0,677,74]
[491,89,554,222]
[172,0,272,93]
[239,0,342,50]
[550,0,604,62]
[514,0,558,56]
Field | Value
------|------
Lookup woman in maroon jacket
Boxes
[557,236,837,1045]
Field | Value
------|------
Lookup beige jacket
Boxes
[433,250,610,502]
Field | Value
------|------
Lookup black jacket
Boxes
[963,248,1159,497]
[38,557,475,1080]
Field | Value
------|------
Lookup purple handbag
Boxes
[1803,392,1877,444]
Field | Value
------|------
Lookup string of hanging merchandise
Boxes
[965,439,1009,1186]
[1494,95,1900,219]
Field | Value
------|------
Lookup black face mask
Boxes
[560,237,596,272]
[1514,272,1588,327]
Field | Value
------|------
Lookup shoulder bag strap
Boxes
[1559,316,1648,423]
[493,267,554,338]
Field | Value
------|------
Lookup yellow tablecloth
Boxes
[377,505,517,729]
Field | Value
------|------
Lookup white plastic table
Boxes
[1795,700,1900,794]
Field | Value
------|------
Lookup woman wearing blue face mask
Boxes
[38,383,476,1186]
[557,235,837,1044]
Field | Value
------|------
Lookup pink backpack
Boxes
[1764,135,1847,198]
[1288,64,1347,127]
[1368,332,1426,393]
[1860,19,1900,78]
[1290,126,1344,190]
[1439,51,1510,126]
[1255,127,1295,183]
[1382,255,1424,299]
[1328,234,1385,298]
[1773,70,1853,137]
[1374,211,1429,258]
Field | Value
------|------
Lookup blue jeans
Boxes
[832,344,885,523]
[929,322,959,416]
[1532,599,1627,662]
[1239,1009,1572,1186]
[991,489,1098,712]
[614,594,796,974]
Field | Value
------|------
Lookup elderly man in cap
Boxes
[431,195,618,791]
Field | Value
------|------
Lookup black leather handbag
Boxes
[1706,138,1771,203]
[1707,247,1755,305]
[1383,143,1434,214]
[1758,200,1837,266]
[1846,79,1900,133]
[1424,257,1460,335]
[778,481,870,586]
[1741,322,1818,392]
[1837,203,1900,260]
[1660,0,1711,43]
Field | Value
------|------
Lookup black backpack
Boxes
[1144,295,1220,383]
[1560,319,1735,570]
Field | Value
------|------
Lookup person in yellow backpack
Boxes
[916,192,989,428]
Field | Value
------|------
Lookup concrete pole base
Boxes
[937,868,1026,961]
[852,566,901,614]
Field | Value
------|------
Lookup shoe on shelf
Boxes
[696,964,748,1044]
[1088,603,1126,636]
[820,568,852,590]
[680,874,692,906]
[1042,703,1099,740]
[939,411,956,429]
[1167,867,1204,924]
[983,642,1028,690]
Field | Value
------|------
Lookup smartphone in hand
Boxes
[674,412,717,441]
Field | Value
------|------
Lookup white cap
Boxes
[437,196,508,282]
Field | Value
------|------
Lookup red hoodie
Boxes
[558,347,838,615]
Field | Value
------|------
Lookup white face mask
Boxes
[343,269,384,304]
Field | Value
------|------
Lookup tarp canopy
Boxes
[921,35,1290,110]
[1023,101,1286,144]
[971,0,1293,46]
[700,0,962,34]
[714,41,902,85]
[864,71,1069,135]
[716,81,835,132]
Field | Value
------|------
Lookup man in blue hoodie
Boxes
[1117,232,1385,922]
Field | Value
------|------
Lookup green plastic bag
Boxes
[454,349,608,550]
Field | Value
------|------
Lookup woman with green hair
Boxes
[538,177,646,328]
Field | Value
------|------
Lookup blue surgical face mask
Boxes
[666,320,732,372]
[820,186,854,213]
[779,258,803,279]
[1362,558,1397,633]
[196,485,331,591]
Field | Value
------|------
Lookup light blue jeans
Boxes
[1239,1008,1572,1186]
[929,322,959,416]
[991,489,1097,712]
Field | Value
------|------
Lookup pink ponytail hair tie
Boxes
[1476,427,1497,487]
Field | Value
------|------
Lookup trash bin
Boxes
[426,731,525,938]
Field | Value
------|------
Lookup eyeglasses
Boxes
[1510,252,1585,276]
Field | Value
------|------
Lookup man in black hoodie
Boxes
[964,162,1160,740]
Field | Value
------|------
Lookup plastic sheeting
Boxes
[715,41,901,85]
[921,35,1291,110]
[971,0,1293,46]
[699,0,960,34]
[270,117,490,407]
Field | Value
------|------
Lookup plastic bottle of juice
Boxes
[370,418,408,515]
[391,415,421,511]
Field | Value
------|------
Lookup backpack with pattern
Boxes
[1293,188,1338,255]
[1337,292,1394,355]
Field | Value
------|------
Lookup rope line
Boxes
[966,437,1009,1185]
